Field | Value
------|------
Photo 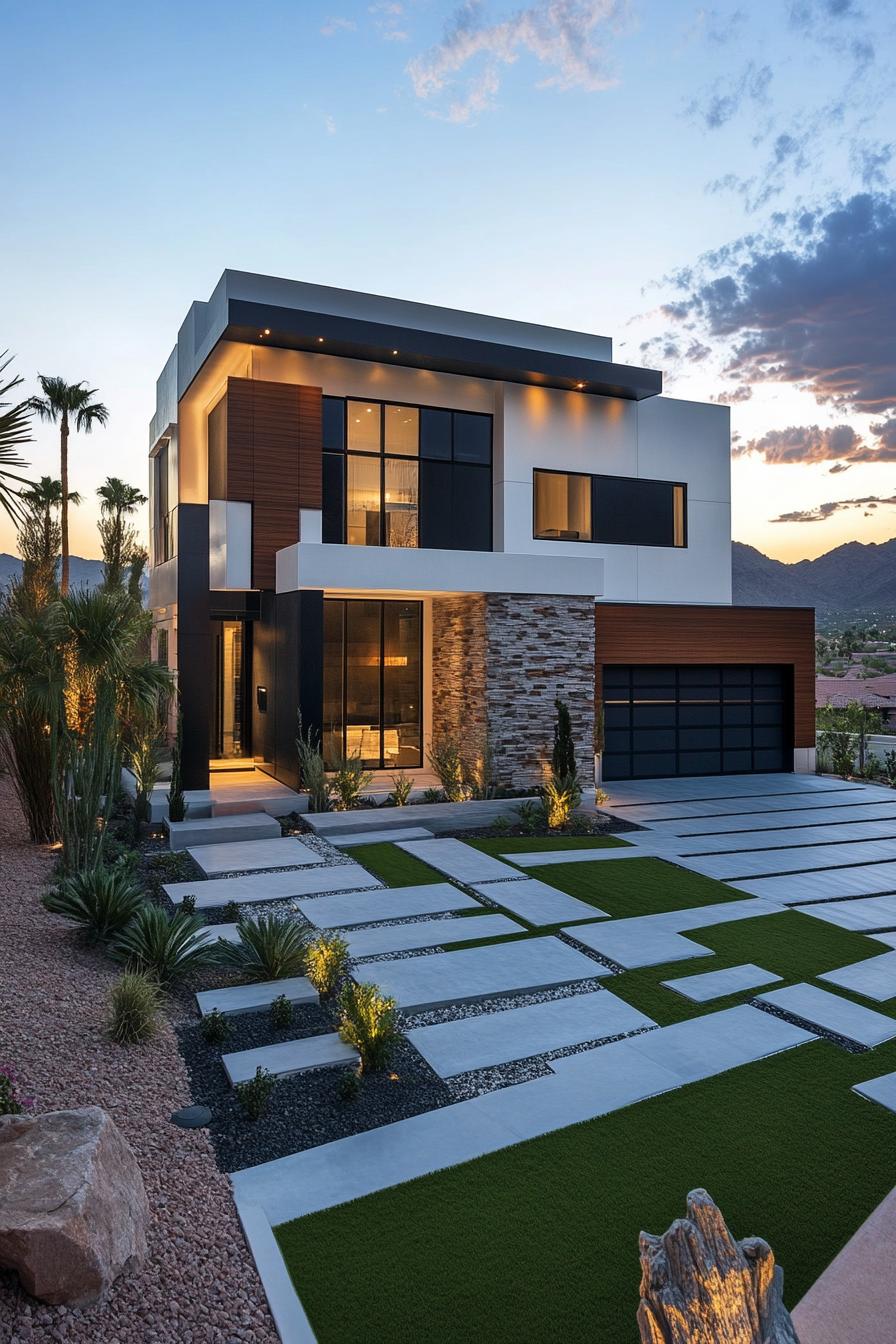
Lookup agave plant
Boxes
[42,867,145,942]
[216,914,309,982]
[111,904,215,985]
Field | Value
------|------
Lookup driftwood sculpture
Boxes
[637,1189,800,1343]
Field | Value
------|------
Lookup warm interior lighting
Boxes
[263,327,270,335]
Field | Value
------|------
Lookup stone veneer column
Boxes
[484,594,596,789]
[430,595,488,764]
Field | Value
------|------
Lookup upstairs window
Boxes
[533,469,686,548]
[323,396,491,551]
[534,470,592,540]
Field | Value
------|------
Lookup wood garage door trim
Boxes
[595,603,815,749]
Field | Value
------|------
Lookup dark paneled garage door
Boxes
[602,664,791,780]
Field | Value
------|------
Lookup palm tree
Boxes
[27,377,109,593]
[0,352,33,520]
[97,477,147,591]
[19,476,81,582]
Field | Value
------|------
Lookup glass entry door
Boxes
[323,599,422,770]
[212,619,249,759]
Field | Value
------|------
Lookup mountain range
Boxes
[2,537,894,613]
[732,538,896,611]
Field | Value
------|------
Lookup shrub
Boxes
[269,993,294,1030]
[338,981,402,1073]
[296,717,331,812]
[43,868,145,943]
[421,787,446,804]
[235,1066,275,1121]
[861,752,881,781]
[222,899,241,923]
[542,775,578,830]
[489,815,511,837]
[884,750,896,789]
[305,932,350,995]
[200,1008,232,1045]
[389,771,413,807]
[427,736,468,802]
[328,753,374,811]
[167,699,186,822]
[464,738,497,800]
[516,800,544,835]
[216,914,309,982]
[594,787,609,807]
[337,1067,362,1103]
[179,892,197,915]
[112,905,215,985]
[99,836,141,875]
[0,1063,34,1116]
[108,972,162,1044]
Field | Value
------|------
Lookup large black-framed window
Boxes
[602,664,790,780]
[323,598,423,771]
[323,396,492,551]
[533,468,687,548]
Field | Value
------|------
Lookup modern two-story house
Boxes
[148,271,815,795]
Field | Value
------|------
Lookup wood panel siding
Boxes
[223,377,322,589]
[595,603,816,747]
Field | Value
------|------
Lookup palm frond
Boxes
[0,352,34,520]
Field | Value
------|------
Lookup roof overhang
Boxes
[224,299,662,401]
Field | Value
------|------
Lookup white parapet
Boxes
[275,540,604,597]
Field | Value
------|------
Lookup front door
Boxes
[323,599,422,770]
[212,619,250,759]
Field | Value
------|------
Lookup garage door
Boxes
[601,664,791,781]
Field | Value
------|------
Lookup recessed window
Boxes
[533,470,592,540]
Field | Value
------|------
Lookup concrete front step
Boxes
[168,812,282,851]
[222,1032,358,1085]
[196,977,319,1017]
[304,797,540,838]
[330,826,435,848]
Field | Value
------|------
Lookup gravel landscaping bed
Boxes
[177,1013,453,1172]
[0,775,278,1344]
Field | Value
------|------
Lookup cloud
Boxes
[407,0,628,123]
[686,61,771,131]
[371,1,409,41]
[850,140,894,187]
[661,192,896,418]
[710,384,753,404]
[771,495,896,523]
[734,423,863,464]
[320,15,357,35]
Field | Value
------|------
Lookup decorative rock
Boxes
[0,1105,149,1306]
[637,1188,798,1343]
[170,1104,212,1129]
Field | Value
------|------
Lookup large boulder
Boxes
[0,1105,149,1306]
[638,1188,799,1343]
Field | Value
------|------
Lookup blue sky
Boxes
[3,0,894,561]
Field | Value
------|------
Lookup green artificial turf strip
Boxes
[275,1034,896,1343]
[351,842,444,887]
[526,854,747,919]
[607,907,893,1026]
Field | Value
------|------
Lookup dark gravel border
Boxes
[176,1002,454,1173]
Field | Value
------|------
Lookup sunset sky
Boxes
[3,0,894,563]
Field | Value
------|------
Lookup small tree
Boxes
[552,697,577,782]
[97,477,147,591]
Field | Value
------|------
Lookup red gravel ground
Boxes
[0,774,278,1343]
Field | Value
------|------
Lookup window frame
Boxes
[532,467,688,549]
[323,395,492,550]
